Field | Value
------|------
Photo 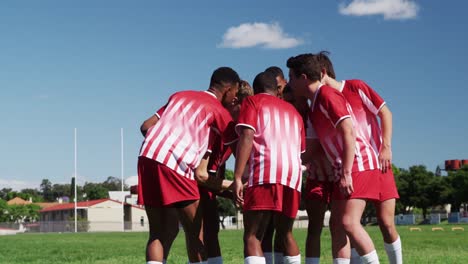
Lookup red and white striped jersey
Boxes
[236,93,306,191]
[139,91,236,180]
[340,80,385,157]
[207,131,233,175]
[309,85,380,181]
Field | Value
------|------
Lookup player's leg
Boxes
[374,199,401,264]
[261,219,275,264]
[274,186,301,264]
[305,199,327,264]
[201,190,223,264]
[338,199,379,264]
[376,169,402,264]
[274,213,300,264]
[244,210,272,263]
[330,200,351,263]
[273,228,285,264]
[145,206,180,263]
[177,199,207,263]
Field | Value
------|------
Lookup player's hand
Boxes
[379,145,392,173]
[232,179,244,206]
[339,173,354,197]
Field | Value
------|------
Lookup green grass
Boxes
[0,225,467,263]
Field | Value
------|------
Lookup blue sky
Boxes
[1,0,467,190]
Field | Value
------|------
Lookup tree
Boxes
[0,199,9,222]
[444,166,468,212]
[217,196,236,229]
[398,165,444,220]
[102,176,126,191]
[83,183,108,200]
[0,188,12,200]
[21,188,43,202]
[40,179,54,202]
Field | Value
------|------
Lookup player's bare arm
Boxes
[195,153,233,191]
[336,118,356,197]
[232,126,254,206]
[140,114,159,137]
[378,105,393,173]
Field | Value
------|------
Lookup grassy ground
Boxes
[0,225,467,263]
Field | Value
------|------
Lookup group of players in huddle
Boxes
[137,52,403,264]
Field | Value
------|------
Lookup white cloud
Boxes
[219,22,302,49]
[0,178,39,191]
[339,0,419,20]
[125,175,138,186]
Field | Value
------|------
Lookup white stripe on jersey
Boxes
[355,141,365,171]
[289,116,301,190]
[258,145,265,185]
[280,112,290,186]
[144,99,186,158]
[269,108,279,184]
[358,89,379,115]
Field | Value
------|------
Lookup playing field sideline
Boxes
[0,225,466,263]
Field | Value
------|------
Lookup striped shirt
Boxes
[139,90,236,180]
[236,93,306,191]
[309,85,380,182]
[340,80,385,157]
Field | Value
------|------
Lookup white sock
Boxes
[245,256,266,264]
[361,250,379,264]
[283,254,301,264]
[333,258,350,264]
[264,252,273,264]
[274,252,284,264]
[207,256,223,264]
[350,248,361,264]
[384,236,402,264]
[147,262,163,264]
[305,257,320,264]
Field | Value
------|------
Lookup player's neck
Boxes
[306,80,322,99]
[324,77,342,90]
[207,87,223,101]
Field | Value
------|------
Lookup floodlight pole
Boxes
[74,128,78,233]
[121,128,125,232]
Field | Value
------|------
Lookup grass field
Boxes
[0,225,467,263]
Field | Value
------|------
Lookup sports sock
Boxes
[361,250,379,264]
[333,258,350,264]
[283,254,300,264]
[245,256,266,264]
[207,256,223,264]
[147,261,163,264]
[384,236,402,264]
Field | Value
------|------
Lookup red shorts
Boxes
[137,157,199,207]
[379,169,399,201]
[244,184,300,218]
[304,179,333,203]
[332,169,399,201]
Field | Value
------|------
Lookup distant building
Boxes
[39,198,147,233]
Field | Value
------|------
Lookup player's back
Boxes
[140,90,233,179]
[238,93,305,190]
[341,79,385,154]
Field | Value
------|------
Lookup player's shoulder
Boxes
[345,79,369,90]
[320,84,343,98]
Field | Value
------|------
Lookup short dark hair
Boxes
[316,51,336,79]
[253,71,277,95]
[286,54,322,82]
[209,67,241,90]
[264,66,285,79]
